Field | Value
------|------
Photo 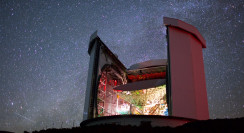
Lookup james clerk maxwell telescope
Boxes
[81,17,209,127]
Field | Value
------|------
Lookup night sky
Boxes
[0,0,243,132]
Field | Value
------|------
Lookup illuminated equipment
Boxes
[82,17,209,127]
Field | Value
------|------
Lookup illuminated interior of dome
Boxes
[96,65,168,117]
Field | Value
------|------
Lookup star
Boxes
[0,0,243,132]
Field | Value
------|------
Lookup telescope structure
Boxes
[81,17,209,127]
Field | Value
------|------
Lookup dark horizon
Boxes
[31,117,244,133]
[0,0,243,133]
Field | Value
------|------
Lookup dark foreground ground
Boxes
[26,117,244,133]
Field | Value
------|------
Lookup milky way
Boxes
[0,0,243,132]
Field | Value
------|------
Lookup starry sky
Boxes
[0,0,243,132]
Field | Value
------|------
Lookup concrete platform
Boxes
[80,115,195,128]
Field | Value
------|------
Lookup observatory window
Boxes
[96,65,168,117]
[116,85,168,115]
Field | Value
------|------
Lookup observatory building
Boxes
[81,17,209,127]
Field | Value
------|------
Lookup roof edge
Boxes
[88,31,127,70]
[163,17,206,48]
